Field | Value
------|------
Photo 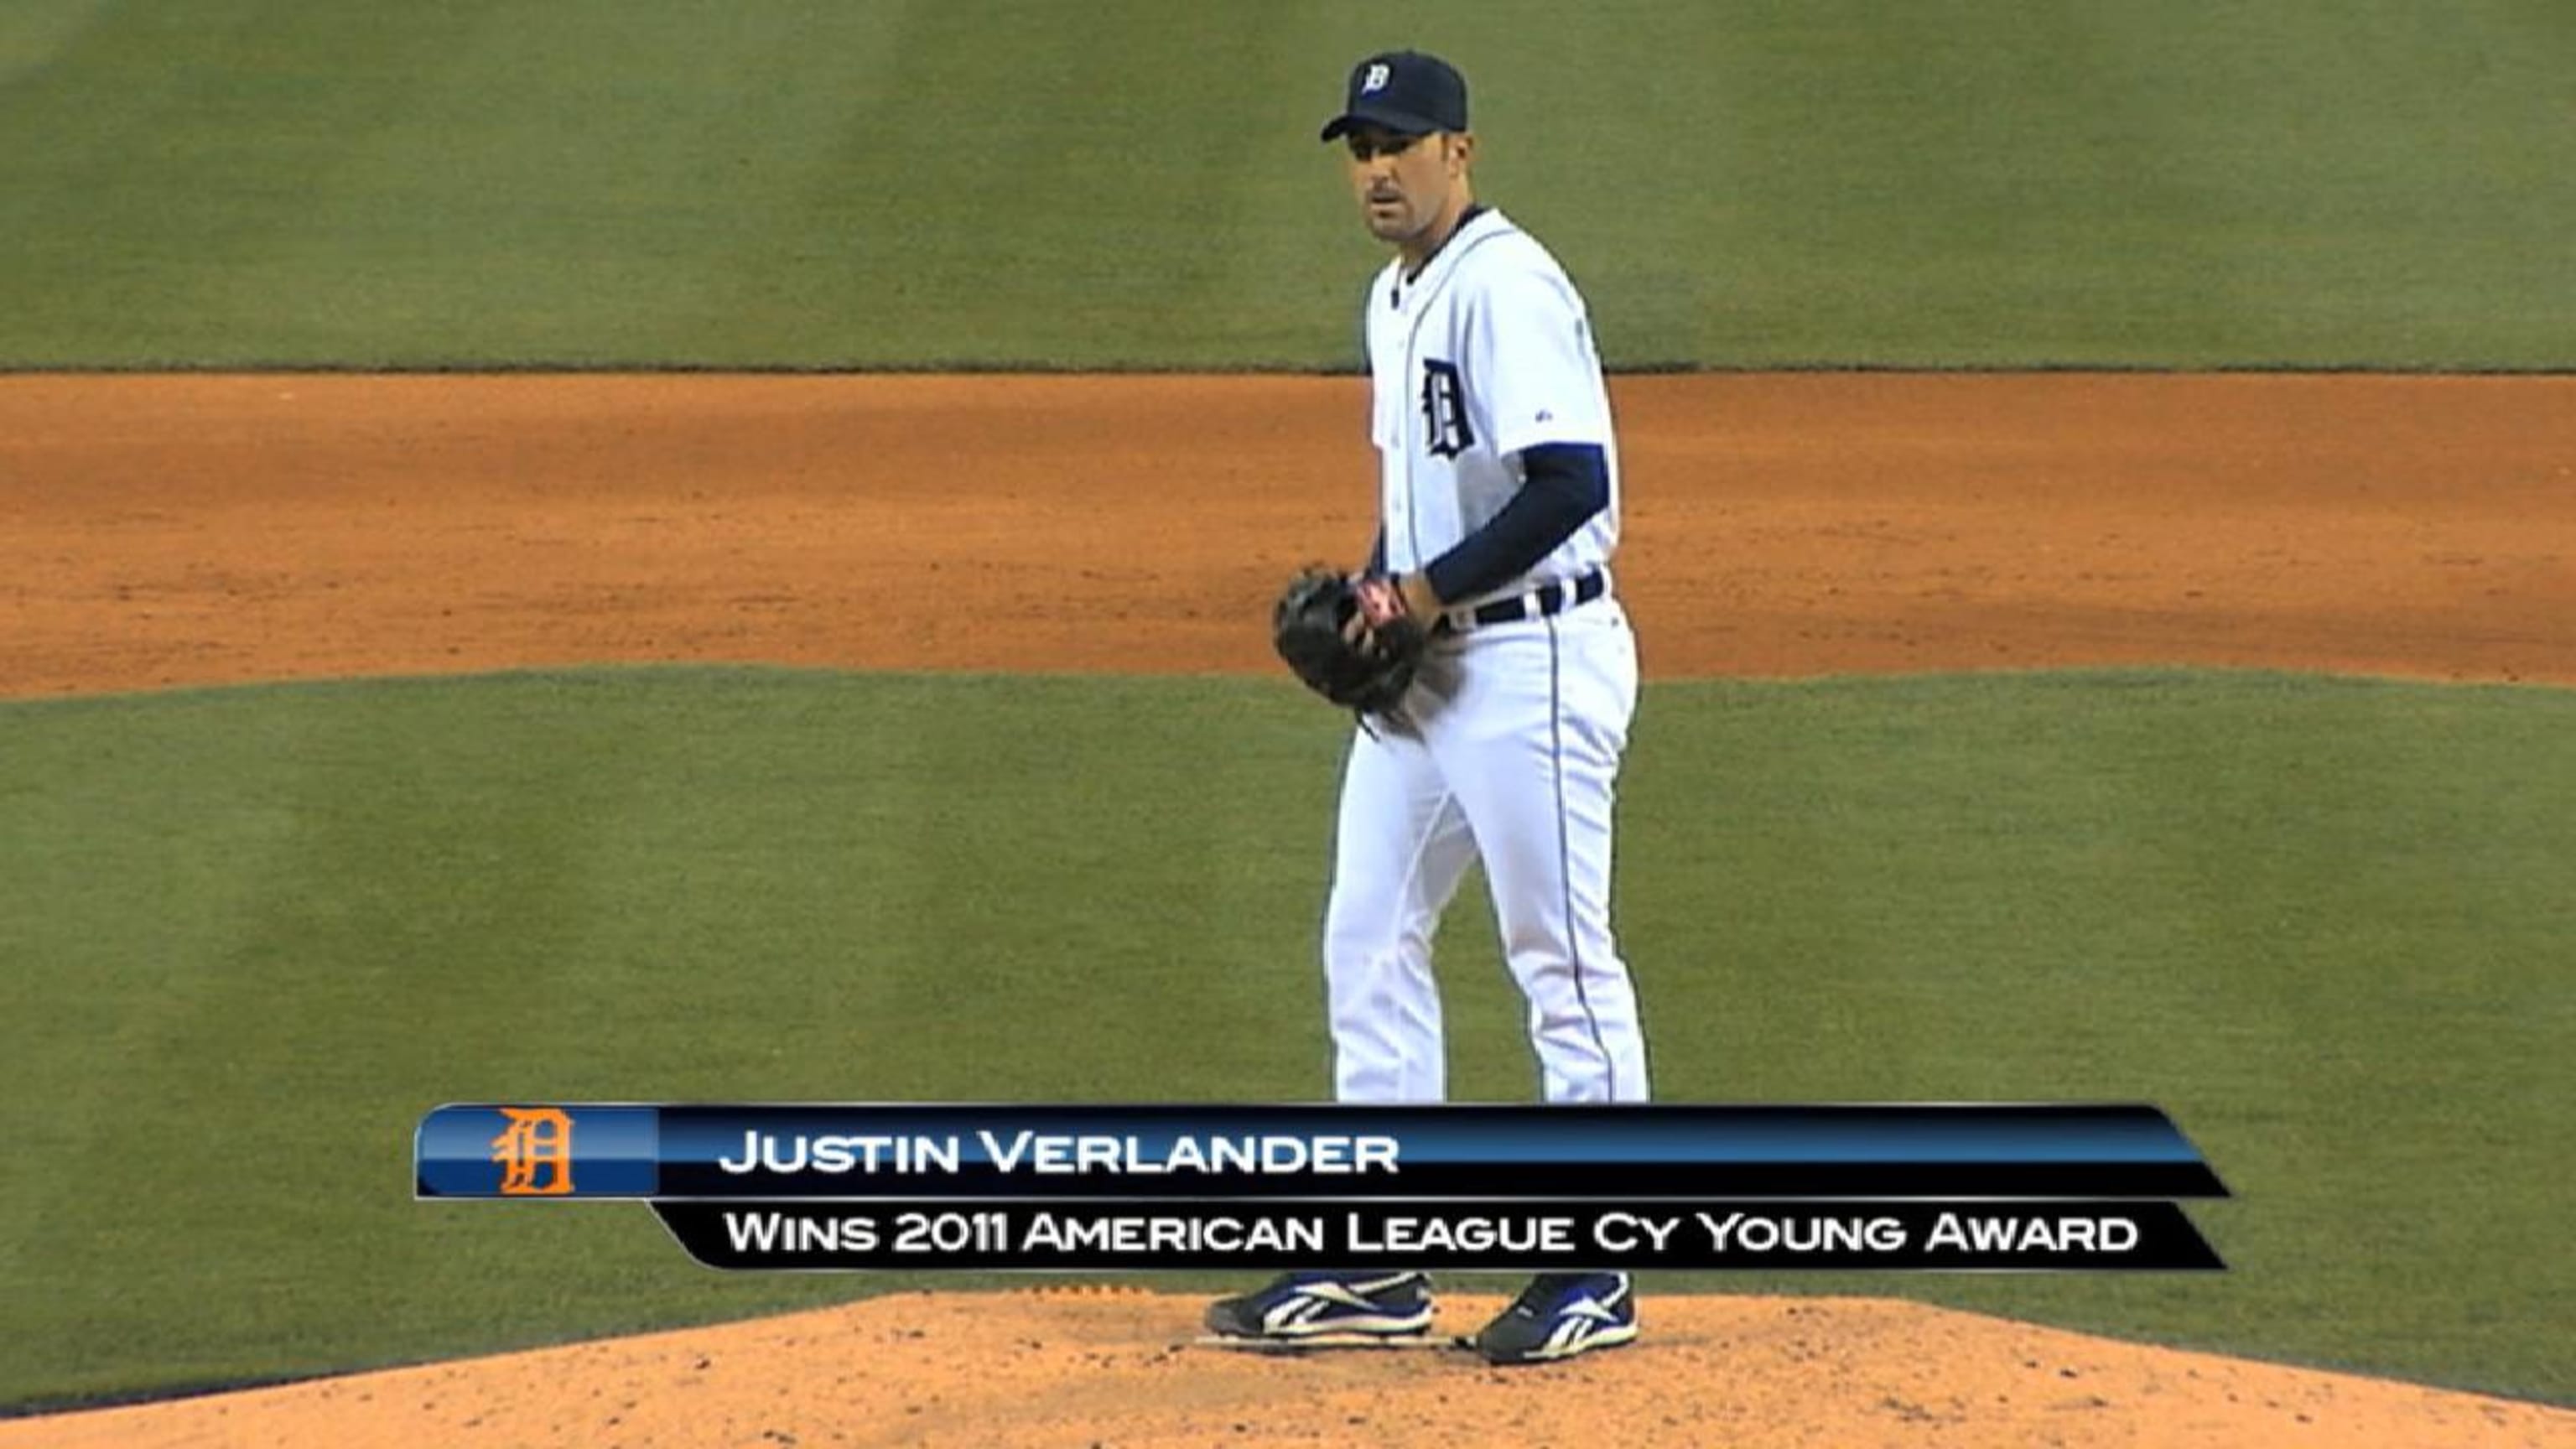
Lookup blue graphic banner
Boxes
[413,1104,2224,1201]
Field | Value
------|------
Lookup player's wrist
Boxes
[1397,572,1441,621]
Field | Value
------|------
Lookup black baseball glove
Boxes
[1270,568,1428,715]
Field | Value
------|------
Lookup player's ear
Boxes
[1447,131,1476,173]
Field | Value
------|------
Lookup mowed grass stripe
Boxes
[2,3,2573,367]
[0,668,2568,1407]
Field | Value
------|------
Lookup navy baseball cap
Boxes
[1319,50,1468,142]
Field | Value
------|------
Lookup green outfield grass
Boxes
[3,1,2572,370]
[1,667,2568,1410]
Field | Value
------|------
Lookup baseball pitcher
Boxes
[1223,49,1648,1365]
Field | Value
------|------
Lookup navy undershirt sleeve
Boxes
[1420,442,1607,605]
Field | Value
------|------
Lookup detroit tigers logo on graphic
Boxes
[1420,359,1473,459]
[491,1106,576,1196]
[1362,63,1391,93]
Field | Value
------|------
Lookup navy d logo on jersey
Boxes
[1420,360,1473,459]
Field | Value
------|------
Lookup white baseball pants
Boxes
[1322,600,1649,1104]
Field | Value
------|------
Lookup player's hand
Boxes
[1354,574,1407,623]
[1350,575,1418,653]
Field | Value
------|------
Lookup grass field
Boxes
[3,1,2573,369]
[2,669,2569,1408]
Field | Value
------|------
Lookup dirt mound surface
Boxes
[4,1292,2566,1448]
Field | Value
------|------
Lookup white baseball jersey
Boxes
[1363,208,1618,608]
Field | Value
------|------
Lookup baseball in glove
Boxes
[1271,568,1428,715]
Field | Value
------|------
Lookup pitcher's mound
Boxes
[5,1291,2566,1448]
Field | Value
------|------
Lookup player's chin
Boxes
[1362,206,1414,242]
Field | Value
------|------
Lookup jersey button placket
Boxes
[1396,288,1425,573]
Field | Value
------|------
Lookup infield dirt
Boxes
[3,372,2569,696]
[1,372,2569,1446]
